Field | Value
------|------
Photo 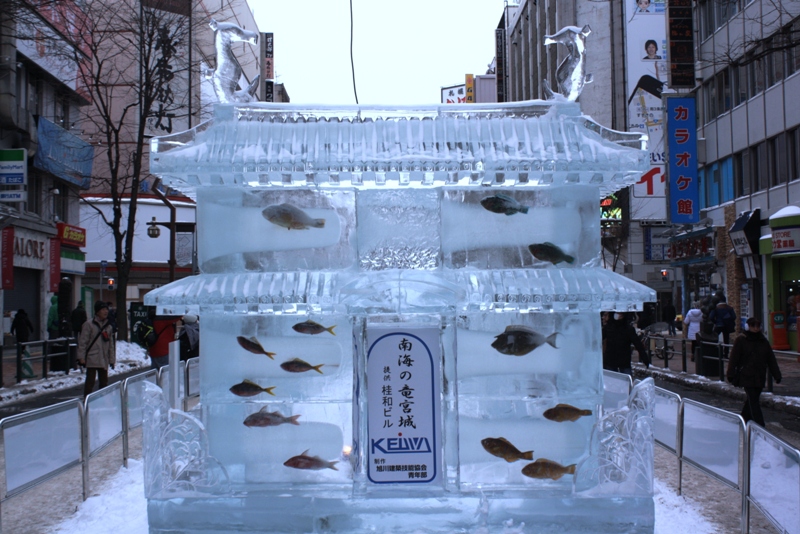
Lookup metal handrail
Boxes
[15,337,77,383]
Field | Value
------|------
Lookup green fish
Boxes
[480,193,529,215]
[229,379,276,397]
[528,242,575,264]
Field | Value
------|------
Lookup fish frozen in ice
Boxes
[280,358,324,374]
[481,437,533,463]
[491,325,559,356]
[528,242,575,264]
[543,403,593,422]
[262,203,325,230]
[243,407,300,427]
[229,379,276,397]
[521,458,577,480]
[236,336,276,359]
[480,193,529,215]
[284,449,339,471]
[292,320,336,336]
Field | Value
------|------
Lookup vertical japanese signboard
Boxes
[465,74,475,103]
[495,27,506,102]
[666,95,699,224]
[367,328,441,484]
[1,227,13,289]
[667,0,695,89]
[625,0,668,220]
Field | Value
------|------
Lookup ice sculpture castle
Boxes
[142,24,657,534]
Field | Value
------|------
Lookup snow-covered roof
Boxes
[149,100,648,199]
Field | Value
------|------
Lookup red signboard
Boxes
[1,227,13,289]
[56,222,86,247]
[49,238,60,292]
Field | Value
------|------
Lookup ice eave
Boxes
[143,269,656,316]
[150,100,648,200]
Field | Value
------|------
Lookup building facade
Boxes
[0,1,92,344]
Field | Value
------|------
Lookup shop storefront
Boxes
[1,226,57,342]
[56,222,88,309]
[668,228,716,315]
[760,205,800,351]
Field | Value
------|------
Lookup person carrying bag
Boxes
[77,301,116,398]
[726,317,782,427]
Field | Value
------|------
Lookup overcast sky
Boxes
[252,1,505,105]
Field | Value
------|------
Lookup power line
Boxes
[349,0,359,104]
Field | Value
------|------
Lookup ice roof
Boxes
[150,100,648,199]
[143,268,656,315]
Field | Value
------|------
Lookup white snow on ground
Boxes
[47,460,719,534]
[0,341,150,406]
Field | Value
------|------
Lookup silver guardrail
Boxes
[0,356,199,526]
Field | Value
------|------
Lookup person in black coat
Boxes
[603,312,648,375]
[663,300,677,336]
[726,317,782,427]
[10,309,34,344]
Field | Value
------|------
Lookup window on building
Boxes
[699,0,716,41]
[787,20,800,76]
[769,133,789,186]
[732,60,748,106]
[788,127,800,181]
[705,162,721,206]
[26,174,42,216]
[705,77,717,122]
[766,38,786,87]
[734,150,751,196]
[754,141,769,191]
[716,69,731,114]
[720,156,735,202]
[747,48,765,96]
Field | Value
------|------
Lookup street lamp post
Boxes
[148,178,195,282]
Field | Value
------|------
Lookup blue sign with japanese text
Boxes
[666,96,699,224]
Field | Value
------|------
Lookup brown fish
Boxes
[521,458,576,480]
[236,336,276,359]
[243,407,300,427]
[284,449,338,471]
[543,404,593,423]
[280,358,324,374]
[491,325,559,356]
[292,320,336,336]
[229,379,276,397]
[262,203,325,230]
[528,242,574,265]
[481,437,533,463]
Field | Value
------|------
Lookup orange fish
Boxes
[283,450,338,471]
[236,336,276,359]
[521,458,576,480]
[481,437,533,463]
[543,404,593,423]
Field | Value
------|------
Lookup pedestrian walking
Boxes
[147,314,178,370]
[10,309,34,344]
[603,312,648,374]
[683,301,704,361]
[46,295,59,339]
[70,301,87,336]
[77,301,116,398]
[663,299,677,336]
[726,317,782,427]
[708,295,737,345]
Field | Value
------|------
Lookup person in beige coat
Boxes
[77,301,116,398]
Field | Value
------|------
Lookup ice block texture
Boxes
[150,100,647,198]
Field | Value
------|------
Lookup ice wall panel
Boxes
[197,187,357,273]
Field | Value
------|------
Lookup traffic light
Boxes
[660,269,669,282]
[107,278,115,291]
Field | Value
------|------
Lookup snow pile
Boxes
[0,341,150,406]
[47,460,721,534]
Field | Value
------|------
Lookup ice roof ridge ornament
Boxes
[207,19,260,103]
[543,25,593,102]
